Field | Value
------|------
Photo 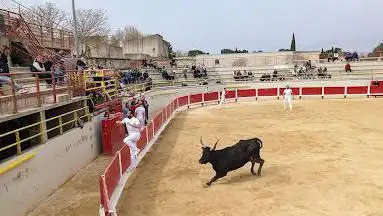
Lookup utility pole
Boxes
[72,0,79,57]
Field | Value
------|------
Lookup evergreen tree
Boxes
[290,33,296,51]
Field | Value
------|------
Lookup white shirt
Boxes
[121,117,141,135]
[32,61,46,72]
[283,89,293,99]
[135,106,146,125]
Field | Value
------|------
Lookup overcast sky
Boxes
[16,0,383,54]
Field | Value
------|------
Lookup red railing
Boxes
[0,71,76,114]
[99,82,383,216]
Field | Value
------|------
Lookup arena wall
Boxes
[0,114,105,216]
[99,79,383,216]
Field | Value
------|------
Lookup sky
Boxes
[15,0,383,54]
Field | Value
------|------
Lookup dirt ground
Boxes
[117,98,383,216]
[26,156,110,216]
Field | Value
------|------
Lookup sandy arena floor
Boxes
[117,98,383,216]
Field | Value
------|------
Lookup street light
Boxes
[72,0,79,57]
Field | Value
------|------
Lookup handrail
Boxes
[0,106,90,157]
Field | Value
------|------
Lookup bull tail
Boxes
[254,138,263,148]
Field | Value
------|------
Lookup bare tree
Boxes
[21,2,68,32]
[69,8,110,42]
[114,25,143,43]
[68,8,110,56]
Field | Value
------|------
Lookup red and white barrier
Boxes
[99,82,383,216]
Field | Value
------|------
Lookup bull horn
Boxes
[200,136,205,147]
[212,139,220,150]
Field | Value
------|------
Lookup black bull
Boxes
[199,137,265,186]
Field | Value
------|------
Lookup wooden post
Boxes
[15,131,22,154]
[10,74,18,113]
[59,116,64,135]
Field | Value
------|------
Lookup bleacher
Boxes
[145,60,383,86]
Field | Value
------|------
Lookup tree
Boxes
[221,49,235,54]
[369,43,383,57]
[221,48,249,54]
[69,8,110,42]
[188,50,206,57]
[113,25,143,42]
[21,2,68,33]
[290,33,296,51]
[324,47,342,53]
[175,50,187,57]
[278,48,290,52]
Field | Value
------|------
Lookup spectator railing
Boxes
[0,8,73,51]
[0,71,74,114]
[0,106,91,164]
[0,69,152,115]
[99,80,383,216]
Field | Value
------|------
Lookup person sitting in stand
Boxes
[345,63,351,72]
[0,45,28,94]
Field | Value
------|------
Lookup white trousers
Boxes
[219,94,226,104]
[284,97,292,111]
[123,132,141,168]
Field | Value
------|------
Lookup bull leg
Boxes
[250,157,257,175]
[255,158,265,176]
[206,172,227,186]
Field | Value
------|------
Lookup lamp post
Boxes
[72,0,79,57]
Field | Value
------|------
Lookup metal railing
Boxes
[0,8,73,51]
[0,106,91,162]
[0,69,151,115]
[0,68,152,163]
[0,70,74,114]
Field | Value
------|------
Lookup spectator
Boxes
[135,100,146,128]
[32,55,53,86]
[130,97,139,113]
[143,71,149,80]
[183,69,187,79]
[76,57,88,70]
[123,102,131,118]
[54,60,65,84]
[345,63,351,72]
[140,95,149,124]
[0,46,28,94]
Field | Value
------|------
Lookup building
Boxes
[195,51,321,68]
[122,34,170,59]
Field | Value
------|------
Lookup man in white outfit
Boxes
[219,88,226,105]
[116,110,141,168]
[135,101,146,130]
[283,85,293,111]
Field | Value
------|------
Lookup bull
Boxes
[198,136,265,186]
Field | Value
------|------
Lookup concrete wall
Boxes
[196,51,320,68]
[174,57,196,68]
[82,37,124,59]
[122,34,169,58]
[0,117,103,216]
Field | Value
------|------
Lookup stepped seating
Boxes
[0,8,74,65]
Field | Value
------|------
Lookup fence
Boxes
[0,69,150,115]
[99,80,383,216]
[0,70,74,114]
[0,106,91,162]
